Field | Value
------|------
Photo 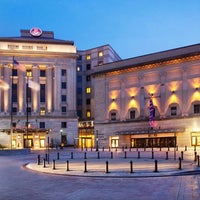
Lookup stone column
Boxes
[181,67,188,116]
[3,64,10,113]
[18,68,25,114]
[53,65,60,114]
[120,78,125,121]
[159,72,167,118]
[32,65,39,114]
[138,74,145,119]
[46,66,53,113]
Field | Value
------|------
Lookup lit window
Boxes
[98,51,103,57]
[86,110,91,118]
[171,106,177,116]
[40,108,45,115]
[26,70,32,77]
[86,54,91,60]
[86,87,91,94]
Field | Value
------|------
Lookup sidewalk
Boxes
[26,147,200,178]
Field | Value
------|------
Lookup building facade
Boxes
[93,44,200,148]
[0,29,78,149]
[76,45,121,148]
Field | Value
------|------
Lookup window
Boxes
[40,108,45,115]
[171,106,177,116]
[27,107,31,114]
[26,70,32,77]
[86,75,90,82]
[40,69,46,77]
[12,69,17,76]
[77,76,82,82]
[86,87,91,94]
[61,69,67,76]
[86,98,91,105]
[78,55,82,60]
[61,82,67,89]
[61,106,66,113]
[61,95,67,102]
[86,64,91,70]
[61,122,67,128]
[27,87,32,102]
[86,54,91,60]
[12,107,17,115]
[12,84,17,103]
[86,110,91,118]
[39,122,45,128]
[98,51,103,57]
[77,88,82,94]
[130,110,136,119]
[194,104,200,114]
[110,112,117,121]
[40,84,45,102]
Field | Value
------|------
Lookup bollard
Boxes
[57,152,59,160]
[122,146,124,152]
[103,147,104,151]
[154,160,158,172]
[66,160,69,171]
[37,155,40,165]
[194,145,196,152]
[160,146,162,151]
[152,147,154,152]
[138,151,140,159]
[181,151,184,160]
[194,151,197,162]
[84,152,87,159]
[168,146,170,151]
[84,160,87,172]
[97,151,100,159]
[129,147,131,152]
[130,160,133,173]
[115,147,117,152]
[71,152,73,159]
[105,161,109,173]
[166,152,168,160]
[144,147,146,151]
[124,151,127,159]
[176,146,178,151]
[111,152,113,159]
[151,151,154,159]
[185,145,187,151]
[43,158,46,168]
[52,159,55,170]
[197,155,200,167]
[91,147,92,152]
[178,157,182,170]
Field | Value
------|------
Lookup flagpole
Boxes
[26,74,29,148]
[10,57,14,149]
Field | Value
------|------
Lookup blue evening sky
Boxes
[0,0,200,59]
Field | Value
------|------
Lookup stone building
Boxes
[93,44,200,148]
[0,29,78,149]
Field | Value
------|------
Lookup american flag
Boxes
[149,97,154,128]
[13,59,26,72]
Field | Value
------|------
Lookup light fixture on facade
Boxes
[195,87,199,91]
[172,90,175,94]
[112,98,115,102]
[131,95,135,99]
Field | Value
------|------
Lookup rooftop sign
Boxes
[30,27,42,37]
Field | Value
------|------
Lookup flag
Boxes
[149,98,154,128]
[28,80,40,91]
[13,59,26,72]
[0,80,9,90]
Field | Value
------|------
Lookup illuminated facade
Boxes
[93,44,200,148]
[76,46,121,148]
[0,29,78,149]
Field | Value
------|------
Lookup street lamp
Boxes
[60,129,63,149]
[96,130,99,151]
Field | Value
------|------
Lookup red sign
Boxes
[30,27,42,37]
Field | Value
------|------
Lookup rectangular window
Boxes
[86,87,91,94]
[86,54,91,60]
[86,75,90,82]
[40,69,46,77]
[61,122,67,128]
[12,69,18,76]
[12,84,17,103]
[130,110,136,119]
[12,107,17,115]
[61,69,67,76]
[111,112,116,121]
[86,110,91,118]
[171,106,177,116]
[86,98,91,105]
[194,104,200,114]
[27,107,31,114]
[86,64,91,70]
[40,108,45,115]
[61,95,67,102]
[61,106,66,113]
[26,70,32,77]
[39,122,45,128]
[98,51,103,57]
[61,82,67,89]
[40,84,45,102]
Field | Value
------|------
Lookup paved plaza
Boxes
[0,147,200,200]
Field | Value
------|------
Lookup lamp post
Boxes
[60,129,63,149]
[96,130,99,151]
